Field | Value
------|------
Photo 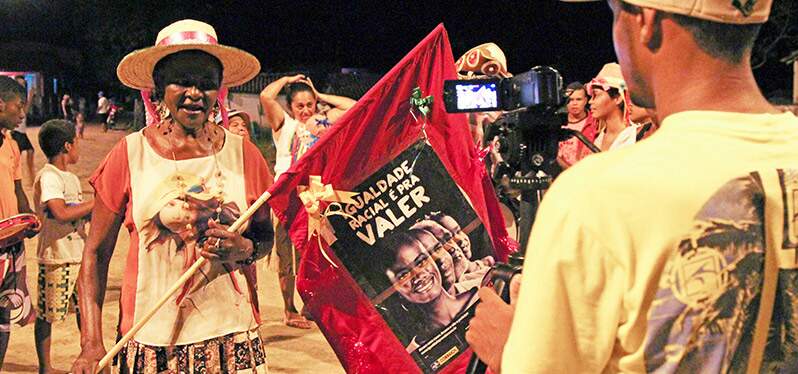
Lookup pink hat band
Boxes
[157,31,218,47]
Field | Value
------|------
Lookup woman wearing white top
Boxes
[258,74,356,328]
[587,63,637,151]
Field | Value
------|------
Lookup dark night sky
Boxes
[0,1,793,97]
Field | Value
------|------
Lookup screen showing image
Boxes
[455,82,498,111]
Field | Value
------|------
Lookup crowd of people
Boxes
[0,0,797,372]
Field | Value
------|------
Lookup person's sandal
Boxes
[284,311,313,329]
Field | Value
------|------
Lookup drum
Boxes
[0,213,40,249]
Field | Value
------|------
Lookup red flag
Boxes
[268,24,514,373]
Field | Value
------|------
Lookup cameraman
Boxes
[467,0,795,372]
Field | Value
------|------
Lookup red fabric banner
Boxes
[268,24,515,373]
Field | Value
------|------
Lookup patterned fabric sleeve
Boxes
[89,138,130,214]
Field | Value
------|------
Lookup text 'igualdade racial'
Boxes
[344,160,431,245]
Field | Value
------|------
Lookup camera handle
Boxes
[560,128,601,154]
[465,255,524,374]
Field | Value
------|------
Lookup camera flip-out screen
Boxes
[443,79,501,113]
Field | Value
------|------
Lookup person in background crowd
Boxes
[588,62,636,151]
[557,81,595,169]
[226,109,251,138]
[61,94,75,121]
[71,20,272,373]
[96,91,109,125]
[259,73,355,329]
[12,76,35,186]
[33,119,93,374]
[77,96,87,121]
[468,0,798,372]
[74,111,85,139]
[0,75,38,370]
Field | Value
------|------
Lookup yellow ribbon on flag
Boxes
[297,176,359,267]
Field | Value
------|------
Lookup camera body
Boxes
[443,66,563,113]
[486,108,567,190]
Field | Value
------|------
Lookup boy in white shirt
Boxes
[33,119,94,373]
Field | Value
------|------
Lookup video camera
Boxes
[443,66,567,191]
[443,66,563,113]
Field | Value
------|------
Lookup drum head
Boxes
[0,213,38,248]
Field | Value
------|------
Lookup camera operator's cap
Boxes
[586,63,626,95]
[559,0,771,24]
[117,19,261,90]
[456,43,512,79]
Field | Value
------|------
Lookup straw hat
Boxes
[117,19,261,91]
[558,0,771,24]
[455,43,511,79]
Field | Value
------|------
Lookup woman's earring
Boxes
[156,101,170,120]
[209,103,220,124]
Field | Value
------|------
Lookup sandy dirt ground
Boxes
[3,123,344,373]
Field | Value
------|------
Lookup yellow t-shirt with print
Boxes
[503,111,798,373]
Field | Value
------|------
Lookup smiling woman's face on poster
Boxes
[386,237,443,305]
[412,228,456,293]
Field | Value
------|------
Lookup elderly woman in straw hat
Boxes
[72,20,273,373]
[586,62,637,151]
